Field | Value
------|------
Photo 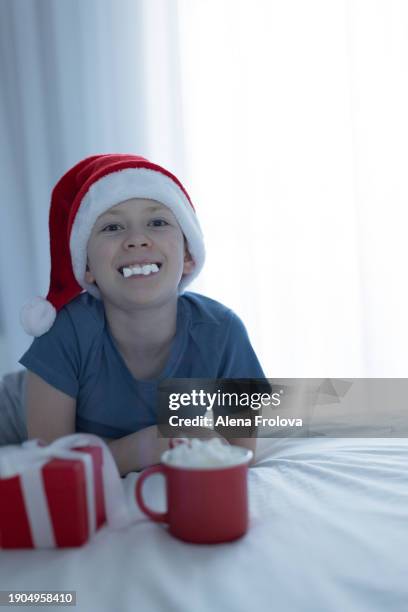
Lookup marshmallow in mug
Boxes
[165,438,247,468]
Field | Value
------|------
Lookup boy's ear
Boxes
[85,262,95,284]
[183,245,195,275]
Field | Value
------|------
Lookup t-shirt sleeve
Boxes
[218,311,265,378]
[19,307,81,398]
[212,311,268,434]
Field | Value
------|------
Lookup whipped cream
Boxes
[164,438,251,468]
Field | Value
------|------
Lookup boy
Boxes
[19,154,265,475]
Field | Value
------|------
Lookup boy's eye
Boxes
[148,218,169,227]
[101,223,123,232]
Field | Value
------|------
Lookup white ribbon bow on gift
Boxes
[0,433,132,548]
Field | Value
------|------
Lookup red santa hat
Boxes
[20,154,205,337]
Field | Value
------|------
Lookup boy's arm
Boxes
[102,427,169,476]
[26,371,76,442]
[26,372,226,475]
[104,426,228,477]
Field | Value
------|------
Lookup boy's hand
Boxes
[105,425,228,476]
[173,426,229,443]
[169,433,229,449]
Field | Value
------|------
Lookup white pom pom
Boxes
[20,297,57,337]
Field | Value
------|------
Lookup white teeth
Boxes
[121,263,160,278]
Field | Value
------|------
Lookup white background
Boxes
[1,0,407,377]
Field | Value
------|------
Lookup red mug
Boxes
[135,445,253,544]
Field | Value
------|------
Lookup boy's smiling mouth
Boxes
[118,262,162,278]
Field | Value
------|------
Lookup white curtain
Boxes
[1,0,407,378]
[177,0,408,377]
[0,0,187,375]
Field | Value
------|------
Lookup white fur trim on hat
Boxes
[20,297,57,337]
[70,167,205,298]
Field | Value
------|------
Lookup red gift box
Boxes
[0,443,106,548]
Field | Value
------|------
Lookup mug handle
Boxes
[135,465,168,523]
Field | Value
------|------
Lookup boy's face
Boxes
[85,198,194,309]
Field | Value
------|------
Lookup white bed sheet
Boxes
[1,437,407,612]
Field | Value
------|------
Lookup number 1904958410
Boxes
[0,591,76,606]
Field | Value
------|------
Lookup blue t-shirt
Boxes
[19,292,265,439]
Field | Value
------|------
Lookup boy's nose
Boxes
[123,232,152,249]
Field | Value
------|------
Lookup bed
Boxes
[0,436,407,612]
